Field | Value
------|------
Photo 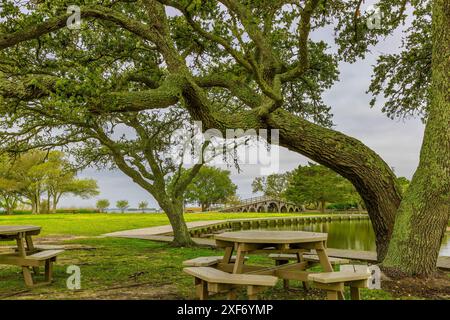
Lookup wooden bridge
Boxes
[209,196,303,213]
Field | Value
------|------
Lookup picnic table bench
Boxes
[308,271,370,300]
[0,225,64,286]
[183,267,278,300]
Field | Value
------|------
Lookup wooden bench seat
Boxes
[308,271,370,300]
[183,255,247,267]
[184,267,278,300]
[27,249,64,261]
[269,253,349,265]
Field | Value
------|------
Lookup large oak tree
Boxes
[0,0,447,275]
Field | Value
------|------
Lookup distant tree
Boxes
[252,173,291,199]
[0,177,21,214]
[6,150,48,214]
[181,167,237,211]
[285,163,350,213]
[138,201,149,213]
[0,156,23,214]
[116,200,129,213]
[44,151,99,213]
[96,199,110,213]
[0,150,99,213]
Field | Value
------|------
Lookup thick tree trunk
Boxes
[320,200,326,213]
[52,194,58,213]
[35,190,41,214]
[31,196,38,214]
[47,192,51,213]
[382,0,450,276]
[161,200,195,247]
[6,205,13,215]
[266,111,402,261]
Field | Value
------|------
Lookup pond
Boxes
[242,219,450,256]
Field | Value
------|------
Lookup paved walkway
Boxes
[103,220,226,238]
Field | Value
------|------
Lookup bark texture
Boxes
[382,0,450,275]
[267,110,402,260]
[160,199,195,247]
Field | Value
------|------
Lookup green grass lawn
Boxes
[0,212,329,237]
[0,237,395,300]
[0,212,439,300]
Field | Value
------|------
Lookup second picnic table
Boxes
[0,225,64,286]
[214,230,334,286]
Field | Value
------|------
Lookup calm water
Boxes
[245,220,450,256]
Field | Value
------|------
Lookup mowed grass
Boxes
[0,212,417,300]
[0,237,394,300]
[0,212,326,237]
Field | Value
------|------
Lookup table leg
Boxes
[222,246,234,264]
[45,260,53,282]
[350,287,360,300]
[22,267,34,287]
[316,241,343,298]
[17,234,34,286]
[315,242,333,272]
[195,278,208,300]
[232,245,246,274]
[327,291,338,300]
[295,251,310,290]
[16,235,26,257]
[25,235,39,275]
[275,260,290,289]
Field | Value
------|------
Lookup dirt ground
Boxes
[381,270,450,300]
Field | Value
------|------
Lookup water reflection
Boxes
[245,220,449,256]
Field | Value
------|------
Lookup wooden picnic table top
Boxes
[215,230,328,244]
[0,225,41,237]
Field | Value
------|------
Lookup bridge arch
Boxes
[257,205,267,212]
[267,202,279,213]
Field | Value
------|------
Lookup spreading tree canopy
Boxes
[0,0,447,275]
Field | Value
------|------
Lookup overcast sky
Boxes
[60,4,424,209]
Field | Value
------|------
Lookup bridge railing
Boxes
[208,195,278,211]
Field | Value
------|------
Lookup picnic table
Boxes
[215,230,333,276]
[184,230,369,300]
[0,225,64,286]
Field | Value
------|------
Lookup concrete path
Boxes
[103,220,226,237]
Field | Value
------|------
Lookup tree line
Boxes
[253,163,410,213]
[0,150,99,214]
